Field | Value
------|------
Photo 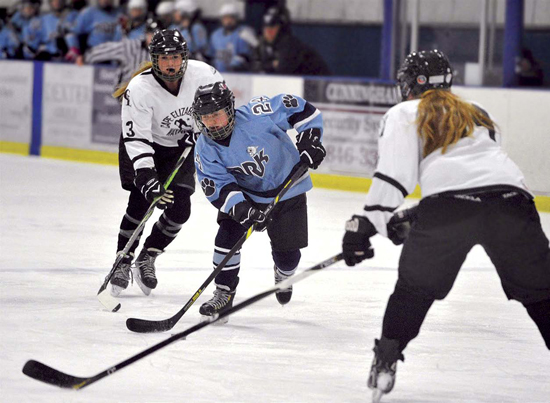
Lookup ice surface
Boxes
[1,154,549,402]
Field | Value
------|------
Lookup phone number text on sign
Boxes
[318,108,383,177]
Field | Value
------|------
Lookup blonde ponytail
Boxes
[112,61,153,99]
[416,90,496,157]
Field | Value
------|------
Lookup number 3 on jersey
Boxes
[126,121,135,137]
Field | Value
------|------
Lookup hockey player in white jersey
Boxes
[341,49,550,402]
[191,82,326,322]
[109,29,224,296]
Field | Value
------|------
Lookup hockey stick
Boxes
[97,146,193,312]
[125,163,309,333]
[22,253,343,390]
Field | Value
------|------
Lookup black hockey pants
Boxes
[381,192,550,351]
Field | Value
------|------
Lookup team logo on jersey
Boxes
[200,178,216,197]
[228,148,270,178]
[417,75,427,85]
[282,95,298,108]
[161,107,194,136]
[247,146,258,157]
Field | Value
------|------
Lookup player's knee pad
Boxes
[164,188,191,224]
[272,249,301,273]
[215,219,246,249]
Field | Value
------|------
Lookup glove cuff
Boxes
[346,215,377,238]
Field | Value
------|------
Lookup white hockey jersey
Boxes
[363,98,532,237]
[121,60,224,171]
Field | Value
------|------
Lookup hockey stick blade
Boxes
[96,147,192,312]
[23,360,88,389]
[22,253,342,390]
[126,164,309,333]
[97,289,121,313]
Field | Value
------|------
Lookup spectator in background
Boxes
[155,1,174,29]
[170,0,207,61]
[120,0,148,40]
[516,48,544,87]
[10,0,41,45]
[0,17,20,59]
[208,3,257,72]
[254,6,330,77]
[23,0,78,60]
[65,0,122,63]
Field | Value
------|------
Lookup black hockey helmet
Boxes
[396,49,453,102]
[149,29,189,82]
[263,6,290,27]
[192,81,235,141]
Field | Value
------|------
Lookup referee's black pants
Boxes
[381,193,550,352]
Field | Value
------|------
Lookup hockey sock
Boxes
[272,249,301,275]
[382,284,434,352]
[213,219,246,291]
[117,213,144,255]
[143,189,191,251]
[524,299,550,349]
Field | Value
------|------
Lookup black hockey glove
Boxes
[134,168,174,209]
[296,128,326,169]
[387,206,418,245]
[342,215,376,266]
[178,131,200,148]
[229,200,268,230]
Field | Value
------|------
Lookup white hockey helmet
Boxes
[127,0,146,10]
[219,3,240,18]
[155,1,174,16]
[175,0,197,14]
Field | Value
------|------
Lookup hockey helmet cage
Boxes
[149,29,189,82]
[397,49,453,102]
[192,82,236,141]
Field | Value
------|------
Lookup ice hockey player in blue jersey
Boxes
[207,3,257,72]
[65,0,122,62]
[23,0,78,60]
[192,82,326,322]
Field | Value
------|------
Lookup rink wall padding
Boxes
[0,60,549,211]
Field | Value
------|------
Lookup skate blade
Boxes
[110,284,123,297]
[372,388,384,403]
[200,314,228,325]
[131,267,152,296]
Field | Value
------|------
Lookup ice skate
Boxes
[133,247,163,296]
[110,253,133,297]
[274,265,293,305]
[367,337,404,403]
[199,286,235,325]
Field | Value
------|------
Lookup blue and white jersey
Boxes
[67,6,122,50]
[0,25,19,59]
[170,22,208,57]
[11,11,34,42]
[208,25,257,72]
[195,94,323,212]
[24,11,76,56]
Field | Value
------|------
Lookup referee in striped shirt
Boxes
[84,19,158,86]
